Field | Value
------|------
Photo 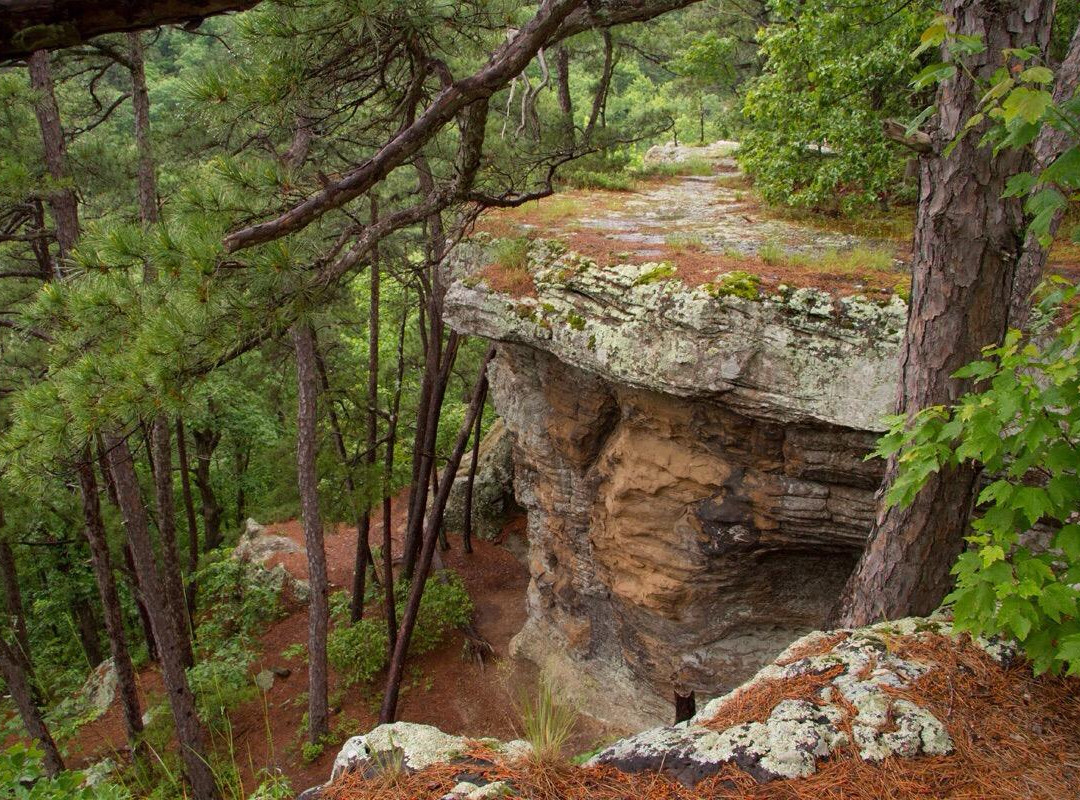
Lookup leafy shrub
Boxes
[877,282,1080,675]
[562,170,637,192]
[186,639,256,724]
[0,744,128,799]
[395,571,474,656]
[327,619,389,688]
[192,553,283,647]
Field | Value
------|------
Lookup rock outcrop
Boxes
[307,616,1030,798]
[442,419,519,542]
[445,242,904,728]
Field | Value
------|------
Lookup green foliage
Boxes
[0,744,128,800]
[565,312,587,331]
[491,238,531,273]
[186,640,256,725]
[739,0,933,212]
[327,618,388,688]
[876,283,1080,675]
[395,571,473,657]
[192,553,284,647]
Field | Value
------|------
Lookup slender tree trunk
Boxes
[76,457,143,751]
[584,31,614,143]
[291,323,330,744]
[104,434,219,800]
[0,638,62,777]
[381,298,409,657]
[127,32,158,230]
[379,346,494,723]
[351,198,381,621]
[0,533,31,668]
[121,541,158,662]
[176,417,200,618]
[70,592,105,667]
[555,45,574,148]
[192,428,224,552]
[462,378,488,554]
[151,417,194,668]
[832,0,1055,627]
[27,49,78,274]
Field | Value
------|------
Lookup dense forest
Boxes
[1,1,1079,799]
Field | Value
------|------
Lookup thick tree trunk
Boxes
[151,416,194,668]
[104,434,219,800]
[832,0,1055,627]
[379,346,494,723]
[192,428,224,551]
[0,638,62,776]
[76,456,143,751]
[291,323,330,744]
[176,417,200,618]
[27,49,78,275]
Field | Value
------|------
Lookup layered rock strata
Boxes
[445,242,905,728]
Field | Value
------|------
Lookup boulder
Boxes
[234,518,303,565]
[74,658,117,720]
[643,140,740,167]
[442,418,518,541]
[331,722,469,782]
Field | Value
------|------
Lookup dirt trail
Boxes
[63,498,613,794]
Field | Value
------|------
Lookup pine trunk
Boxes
[104,434,219,800]
[76,456,143,751]
[176,417,200,618]
[291,323,331,744]
[0,638,62,776]
[832,0,1055,627]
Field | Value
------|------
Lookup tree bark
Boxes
[0,637,62,776]
[555,45,574,147]
[381,298,409,658]
[27,49,78,276]
[0,533,31,668]
[192,427,224,551]
[176,417,200,618]
[584,31,614,142]
[104,433,219,800]
[121,540,158,662]
[462,378,488,555]
[379,346,494,723]
[127,32,157,230]
[1009,20,1080,326]
[290,322,330,745]
[151,416,194,668]
[832,0,1056,628]
[1,0,262,59]
[76,456,143,751]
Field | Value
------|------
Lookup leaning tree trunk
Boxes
[176,417,200,619]
[76,456,143,752]
[0,533,31,669]
[379,346,494,723]
[832,0,1055,627]
[104,434,219,800]
[461,377,488,555]
[381,298,409,657]
[291,322,331,745]
[0,638,62,776]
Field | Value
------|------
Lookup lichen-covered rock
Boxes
[73,658,117,720]
[644,140,740,166]
[234,519,303,565]
[331,722,469,782]
[447,246,901,728]
[584,616,992,786]
[442,418,518,541]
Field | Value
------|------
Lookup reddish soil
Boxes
[60,495,611,794]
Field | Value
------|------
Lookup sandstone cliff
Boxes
[445,240,905,728]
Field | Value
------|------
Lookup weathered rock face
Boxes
[446,245,902,728]
[442,419,519,541]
